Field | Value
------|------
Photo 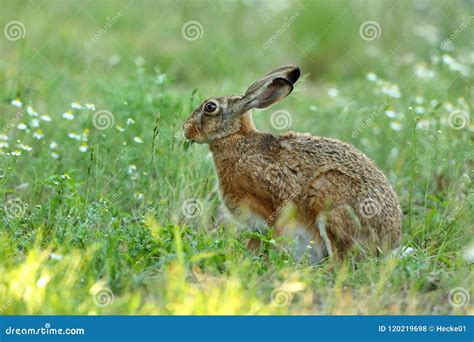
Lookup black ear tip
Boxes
[288,66,301,84]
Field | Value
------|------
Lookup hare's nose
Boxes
[183,121,198,140]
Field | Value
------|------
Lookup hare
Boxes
[183,65,402,262]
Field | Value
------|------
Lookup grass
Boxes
[0,0,472,315]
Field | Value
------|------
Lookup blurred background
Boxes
[1,0,472,99]
[1,0,472,156]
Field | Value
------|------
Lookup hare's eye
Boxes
[203,101,218,114]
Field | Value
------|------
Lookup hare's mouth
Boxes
[183,122,199,141]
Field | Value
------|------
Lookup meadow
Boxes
[0,0,472,315]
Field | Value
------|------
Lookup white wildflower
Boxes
[443,102,454,112]
[26,106,38,117]
[109,55,121,66]
[71,102,83,110]
[328,88,339,97]
[416,119,430,130]
[50,253,63,260]
[414,63,436,80]
[30,119,40,128]
[82,129,89,142]
[18,144,32,151]
[135,56,145,66]
[442,54,470,76]
[68,132,81,140]
[11,98,22,107]
[157,74,167,84]
[85,103,96,110]
[390,121,402,131]
[366,72,378,81]
[62,111,75,120]
[385,110,397,118]
[464,244,474,263]
[415,106,426,114]
[33,129,44,140]
[415,96,424,104]
[128,164,137,174]
[381,82,401,98]
[79,143,89,152]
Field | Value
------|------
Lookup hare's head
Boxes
[183,65,300,143]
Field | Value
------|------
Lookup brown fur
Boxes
[183,66,401,260]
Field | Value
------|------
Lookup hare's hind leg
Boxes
[309,171,366,259]
[316,206,371,260]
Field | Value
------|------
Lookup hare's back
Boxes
[281,132,401,241]
[281,132,382,179]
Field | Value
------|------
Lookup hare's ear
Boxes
[239,65,300,111]
[243,78,293,109]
